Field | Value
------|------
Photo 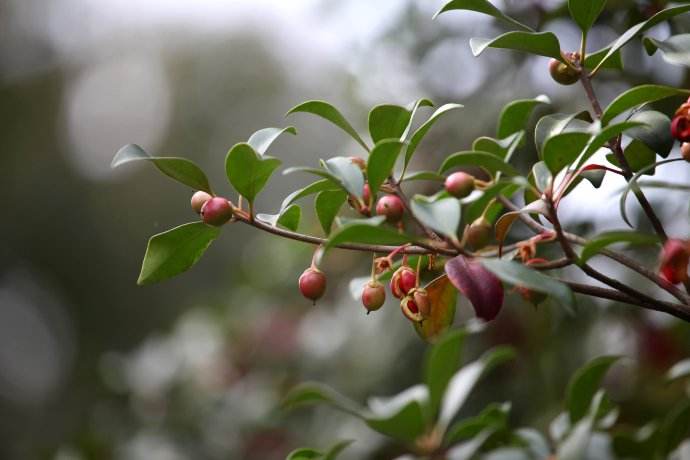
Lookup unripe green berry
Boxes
[191,191,213,214]
[548,58,580,85]
[362,281,386,312]
[376,195,405,223]
[445,172,474,198]
[298,267,327,304]
[200,197,233,226]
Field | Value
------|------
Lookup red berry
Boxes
[445,172,474,198]
[298,268,327,304]
[659,239,690,285]
[390,266,417,298]
[548,58,580,85]
[400,295,423,322]
[671,115,690,142]
[191,191,213,214]
[376,195,405,223]
[201,197,233,226]
[362,281,386,312]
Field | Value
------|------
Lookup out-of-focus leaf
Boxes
[410,195,461,240]
[667,358,690,381]
[402,171,445,182]
[315,190,347,235]
[287,100,369,151]
[282,382,364,418]
[137,222,220,285]
[481,259,575,312]
[657,400,690,457]
[433,0,534,32]
[247,126,297,155]
[543,132,591,174]
[414,275,458,343]
[516,428,551,459]
[286,447,323,460]
[579,231,659,263]
[497,95,550,139]
[112,144,212,193]
[470,31,562,60]
[445,428,496,460]
[323,157,366,199]
[368,104,411,144]
[601,85,689,125]
[438,347,515,429]
[440,151,520,177]
[626,111,673,158]
[643,34,690,67]
[326,217,416,250]
[566,356,620,424]
[568,0,606,32]
[366,385,428,442]
[256,204,301,232]
[367,139,404,196]
[324,440,354,460]
[445,256,504,321]
[405,103,463,169]
[225,143,281,204]
[558,390,606,460]
[445,402,510,445]
[424,330,465,417]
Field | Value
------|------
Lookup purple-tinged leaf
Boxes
[445,256,504,321]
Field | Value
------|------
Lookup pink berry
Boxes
[444,172,474,198]
[362,281,386,312]
[200,197,233,226]
[299,268,327,304]
[376,195,405,223]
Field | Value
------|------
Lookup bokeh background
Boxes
[2,0,690,458]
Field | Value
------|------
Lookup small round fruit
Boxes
[299,268,327,304]
[400,295,423,323]
[376,195,405,223]
[465,217,492,250]
[390,266,417,298]
[548,58,580,85]
[200,197,233,226]
[445,172,474,198]
[191,191,213,214]
[362,281,386,312]
[682,143,690,162]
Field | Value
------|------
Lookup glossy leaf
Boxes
[566,355,620,423]
[534,113,589,155]
[137,222,220,285]
[433,0,534,31]
[282,382,364,418]
[575,121,646,169]
[367,139,404,196]
[643,34,690,67]
[401,98,434,139]
[368,104,411,144]
[256,204,301,232]
[112,144,212,194]
[583,46,623,71]
[626,110,673,158]
[325,217,416,250]
[405,103,463,169]
[543,131,591,174]
[494,200,548,256]
[247,126,297,155]
[592,5,690,74]
[445,256,505,321]
[365,385,428,442]
[473,131,524,160]
[323,440,353,460]
[579,231,659,263]
[438,347,515,429]
[287,100,369,151]
[445,428,496,460]
[464,180,525,225]
[281,179,340,211]
[414,275,458,343]
[225,143,281,204]
[558,391,606,460]
[568,0,606,32]
[481,259,575,312]
[410,195,461,240]
[532,161,552,192]
[600,84,689,125]
[470,31,562,60]
[445,402,510,445]
[439,151,520,177]
[607,140,655,174]
[286,448,323,460]
[424,330,465,417]
[497,95,550,139]
[323,157,366,199]
[315,190,347,235]
[402,171,445,182]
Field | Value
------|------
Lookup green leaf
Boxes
[247,126,297,155]
[282,382,364,418]
[657,400,690,457]
[464,180,525,225]
[643,34,690,67]
[497,95,550,139]
[410,195,461,240]
[433,0,534,32]
[445,402,510,445]
[575,121,646,169]
[323,157,365,199]
[401,98,435,139]
[256,204,301,232]
[315,190,347,235]
[287,100,369,151]
[367,139,405,196]
[326,217,416,250]
[535,113,590,156]
[444,428,496,460]
[137,222,220,285]
[532,161,553,192]
[558,391,606,460]
[323,440,353,460]
[401,171,445,182]
[626,111,673,158]
[583,46,623,71]
[405,103,463,169]
[543,132,591,174]
[472,131,524,160]
[425,330,466,418]
[592,4,690,73]
[568,0,606,32]
[439,151,520,177]
[365,386,428,442]
[601,84,689,125]
[481,259,575,312]
[112,144,212,194]
[607,140,655,174]
[281,179,340,210]
[566,355,620,424]
[225,143,281,205]
[667,358,690,381]
[368,104,411,144]
[438,347,515,429]
[470,31,562,60]
[579,231,659,263]
[286,448,323,460]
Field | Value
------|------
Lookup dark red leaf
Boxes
[445,256,504,321]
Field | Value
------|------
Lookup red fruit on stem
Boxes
[201,197,233,226]
[400,295,423,322]
[671,115,690,142]
[444,172,475,198]
[659,239,690,285]
[548,58,580,85]
[191,191,213,214]
[362,281,386,312]
[298,268,327,304]
[376,195,405,223]
[390,266,417,298]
